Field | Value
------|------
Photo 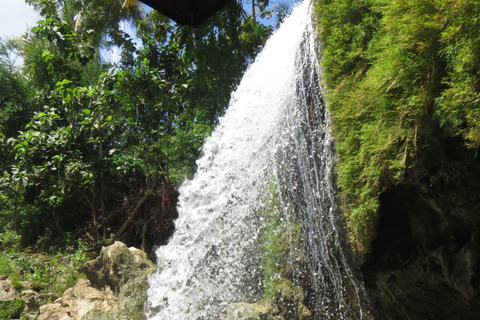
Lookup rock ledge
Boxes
[36,241,156,320]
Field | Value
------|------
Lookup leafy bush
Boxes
[0,298,25,320]
[0,230,21,248]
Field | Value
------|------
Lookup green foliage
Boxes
[315,0,480,256]
[0,44,35,188]
[0,230,21,249]
[0,298,25,320]
[0,53,32,138]
[434,0,480,146]
[0,0,272,249]
[0,241,90,296]
[9,272,23,290]
[0,254,13,275]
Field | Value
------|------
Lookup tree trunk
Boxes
[114,189,155,240]
[252,0,256,21]
[100,171,107,239]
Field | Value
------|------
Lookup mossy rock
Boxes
[36,242,156,320]
[226,278,312,320]
[83,242,156,320]
[226,300,280,320]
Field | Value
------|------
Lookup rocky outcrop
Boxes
[37,279,116,320]
[36,241,156,320]
[362,158,480,320]
[226,278,312,320]
[22,290,60,319]
[0,275,20,302]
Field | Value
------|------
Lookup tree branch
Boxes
[114,189,155,240]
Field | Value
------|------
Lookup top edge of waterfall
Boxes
[233,0,313,85]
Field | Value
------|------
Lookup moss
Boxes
[314,0,480,259]
[261,181,303,300]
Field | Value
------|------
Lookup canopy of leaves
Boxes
[0,0,272,251]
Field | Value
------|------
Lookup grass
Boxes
[0,232,93,293]
[0,233,95,319]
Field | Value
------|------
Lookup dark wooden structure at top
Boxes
[139,0,234,27]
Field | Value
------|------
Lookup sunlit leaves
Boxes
[1,0,271,245]
[315,0,480,255]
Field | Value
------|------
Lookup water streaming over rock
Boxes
[147,1,369,319]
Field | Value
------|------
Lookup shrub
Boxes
[0,298,25,320]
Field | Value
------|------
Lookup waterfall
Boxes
[147,1,369,319]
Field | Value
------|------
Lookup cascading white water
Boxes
[147,1,369,319]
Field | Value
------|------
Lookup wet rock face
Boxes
[362,177,480,320]
[226,278,312,320]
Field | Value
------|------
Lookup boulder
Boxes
[83,242,155,293]
[226,278,312,320]
[38,279,117,320]
[82,241,157,319]
[0,276,20,302]
[36,241,156,320]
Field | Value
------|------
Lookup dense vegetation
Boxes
[0,0,275,254]
[315,0,480,256]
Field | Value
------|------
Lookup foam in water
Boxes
[147,1,369,319]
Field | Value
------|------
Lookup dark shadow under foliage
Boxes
[362,136,480,320]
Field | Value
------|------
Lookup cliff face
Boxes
[314,0,480,255]
[362,141,480,320]
[361,137,480,319]
[313,0,480,318]
[363,183,480,319]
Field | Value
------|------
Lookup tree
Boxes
[1,0,273,251]
[0,39,35,239]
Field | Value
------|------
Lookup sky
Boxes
[0,0,41,39]
[0,0,299,63]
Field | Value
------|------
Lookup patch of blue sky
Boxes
[0,0,301,66]
[104,0,301,64]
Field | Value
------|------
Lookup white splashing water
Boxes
[147,1,369,319]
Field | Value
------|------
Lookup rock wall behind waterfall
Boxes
[361,137,480,320]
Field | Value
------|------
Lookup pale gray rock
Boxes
[35,241,156,320]
[0,277,20,301]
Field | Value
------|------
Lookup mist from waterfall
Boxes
[147,1,369,319]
